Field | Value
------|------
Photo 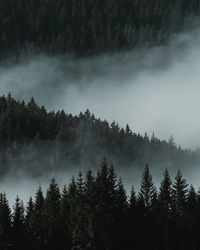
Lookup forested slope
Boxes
[0,94,198,178]
[0,0,200,55]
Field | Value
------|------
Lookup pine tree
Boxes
[159,169,172,211]
[134,194,146,250]
[93,159,116,249]
[137,165,157,250]
[187,185,198,250]
[139,164,156,208]
[70,172,94,250]
[85,170,95,207]
[32,186,45,250]
[172,170,188,250]
[172,170,188,215]
[158,169,173,250]
[116,177,128,214]
[44,178,62,250]
[0,193,12,250]
[114,178,128,250]
[25,197,35,249]
[129,186,136,212]
[60,185,71,250]
[12,196,26,249]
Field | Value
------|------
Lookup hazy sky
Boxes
[1,28,200,150]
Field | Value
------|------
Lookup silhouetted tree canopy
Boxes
[0,163,200,250]
[0,0,200,56]
[0,94,199,178]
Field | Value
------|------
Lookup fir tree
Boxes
[32,186,45,250]
[139,164,156,208]
[25,197,35,249]
[0,193,12,250]
[158,169,173,250]
[60,185,71,250]
[12,196,26,249]
[172,170,188,250]
[44,178,62,250]
[129,186,136,212]
[71,172,94,250]
[172,170,188,215]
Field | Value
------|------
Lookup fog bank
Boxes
[1,28,200,148]
[2,26,200,201]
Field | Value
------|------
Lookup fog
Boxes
[1,163,198,206]
[0,168,81,206]
[1,26,200,202]
[1,29,200,149]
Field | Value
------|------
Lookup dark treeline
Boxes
[0,0,200,56]
[0,93,199,178]
[0,160,200,250]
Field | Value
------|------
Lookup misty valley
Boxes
[0,94,200,250]
[0,94,199,180]
[2,0,200,249]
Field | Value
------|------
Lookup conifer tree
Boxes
[44,178,62,250]
[71,172,94,250]
[0,193,12,250]
[93,158,115,250]
[187,185,198,250]
[139,164,156,208]
[172,170,188,215]
[32,186,45,250]
[129,186,136,212]
[158,169,173,250]
[116,177,128,214]
[172,170,188,250]
[60,185,71,250]
[25,197,35,250]
[159,169,172,211]
[12,196,26,249]
[114,178,128,250]
[85,170,96,207]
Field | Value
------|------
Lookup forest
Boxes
[0,160,199,250]
[0,93,199,178]
[0,0,200,56]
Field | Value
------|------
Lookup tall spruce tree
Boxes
[158,169,173,250]
[32,186,45,250]
[93,158,116,250]
[12,196,26,249]
[129,186,136,212]
[139,164,156,208]
[0,193,12,250]
[114,178,128,250]
[172,170,188,215]
[172,170,188,250]
[187,185,198,250]
[60,185,71,250]
[71,172,94,250]
[44,178,62,250]
[25,197,35,250]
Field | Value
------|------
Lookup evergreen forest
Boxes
[0,161,199,250]
[1,0,200,56]
[0,94,199,178]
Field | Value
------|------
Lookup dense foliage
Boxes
[0,0,200,56]
[0,94,199,178]
[0,161,200,250]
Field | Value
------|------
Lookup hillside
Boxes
[1,0,200,56]
[0,93,199,178]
